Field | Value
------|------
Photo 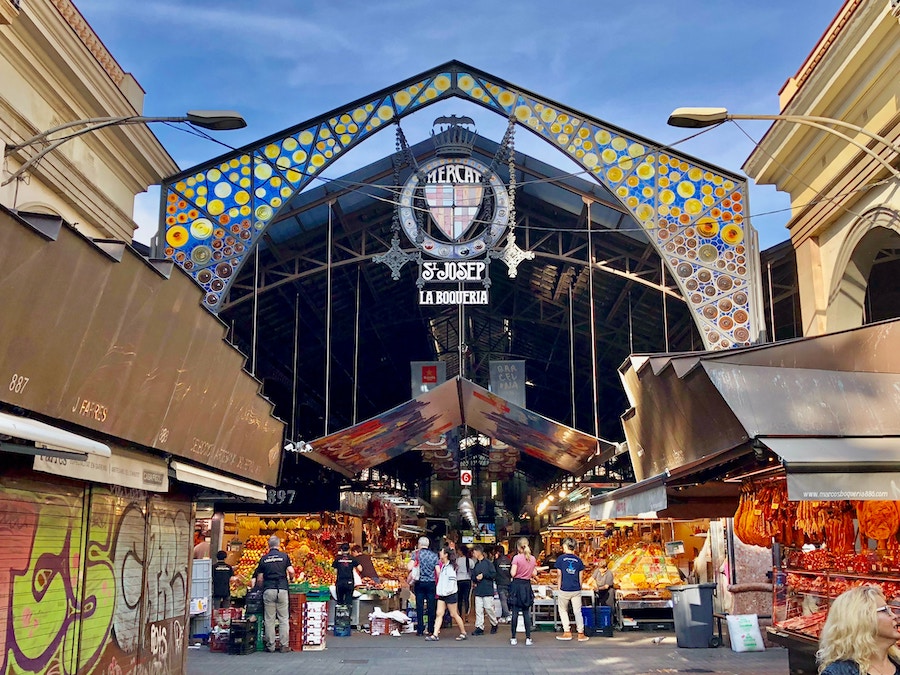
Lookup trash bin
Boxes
[581,606,595,636]
[668,584,716,648]
[595,605,613,637]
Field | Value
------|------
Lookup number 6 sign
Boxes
[460,470,473,486]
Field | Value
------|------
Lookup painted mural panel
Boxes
[0,475,191,675]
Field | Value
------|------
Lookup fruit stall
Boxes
[225,507,404,603]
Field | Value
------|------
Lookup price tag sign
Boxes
[460,470,473,486]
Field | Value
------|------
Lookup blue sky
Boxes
[75,0,843,249]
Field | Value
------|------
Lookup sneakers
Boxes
[556,632,573,641]
[577,633,590,642]
[472,628,484,636]
[455,633,467,641]
[279,645,292,653]
[490,624,498,634]
[525,637,533,646]
[510,638,518,645]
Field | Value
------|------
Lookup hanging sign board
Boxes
[665,540,685,556]
[460,469,473,486]
[34,444,168,492]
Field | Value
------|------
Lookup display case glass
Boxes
[774,568,900,639]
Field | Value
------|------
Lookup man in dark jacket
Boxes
[212,550,234,609]
[255,536,295,652]
[493,545,512,623]
[471,544,498,635]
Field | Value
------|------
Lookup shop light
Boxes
[558,489,567,498]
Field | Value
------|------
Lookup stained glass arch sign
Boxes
[156,61,763,350]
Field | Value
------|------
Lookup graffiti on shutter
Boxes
[0,475,191,675]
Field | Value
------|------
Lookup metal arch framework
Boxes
[158,60,762,350]
[220,229,680,314]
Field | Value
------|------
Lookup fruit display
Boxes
[285,533,336,587]
[609,542,682,598]
[227,510,405,594]
[233,535,269,585]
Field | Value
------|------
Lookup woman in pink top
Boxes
[508,537,538,645]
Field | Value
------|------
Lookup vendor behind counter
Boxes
[351,544,380,582]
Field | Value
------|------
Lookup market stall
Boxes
[731,478,900,674]
[609,541,683,629]
[219,501,405,635]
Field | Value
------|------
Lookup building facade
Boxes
[744,0,900,336]
[0,2,284,674]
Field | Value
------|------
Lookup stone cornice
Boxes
[48,0,124,86]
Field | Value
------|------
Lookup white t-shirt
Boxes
[456,555,472,581]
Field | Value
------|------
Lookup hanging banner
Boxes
[411,361,447,397]
[490,360,526,408]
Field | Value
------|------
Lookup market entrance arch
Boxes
[157,61,762,352]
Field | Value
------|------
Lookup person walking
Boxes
[332,543,362,608]
[212,550,234,609]
[254,536,295,652]
[410,536,439,636]
[509,537,538,646]
[554,537,589,642]
[456,544,473,621]
[817,585,900,674]
[425,546,467,641]
[471,544,498,636]
[493,545,512,623]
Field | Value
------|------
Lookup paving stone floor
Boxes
[187,627,789,675]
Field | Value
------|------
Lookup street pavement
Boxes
[187,627,789,674]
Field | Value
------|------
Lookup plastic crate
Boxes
[209,632,228,653]
[333,604,351,637]
[211,607,243,629]
[227,621,256,655]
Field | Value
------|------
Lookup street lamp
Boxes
[667,107,900,180]
[2,110,246,187]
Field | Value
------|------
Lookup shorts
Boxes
[438,592,459,605]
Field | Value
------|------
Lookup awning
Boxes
[0,411,110,459]
[171,461,267,501]
[618,319,900,483]
[591,473,668,519]
[33,443,169,491]
[590,447,745,519]
[0,207,283,485]
[307,376,613,477]
[590,477,741,520]
[759,437,900,501]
